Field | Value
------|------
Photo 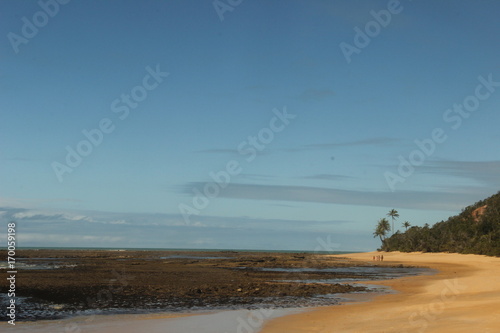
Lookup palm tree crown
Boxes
[373,218,391,243]
[387,209,399,234]
[403,221,411,231]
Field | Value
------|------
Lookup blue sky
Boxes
[1,0,499,251]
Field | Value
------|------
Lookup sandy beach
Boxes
[4,251,500,332]
[261,251,500,333]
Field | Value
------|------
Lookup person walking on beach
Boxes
[381,255,384,261]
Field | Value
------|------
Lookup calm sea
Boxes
[17,247,362,254]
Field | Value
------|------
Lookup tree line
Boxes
[373,191,500,257]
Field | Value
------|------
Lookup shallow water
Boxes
[0,292,339,322]
[0,283,399,332]
[3,251,435,326]
[257,265,434,280]
[2,308,303,333]
[159,255,235,260]
[0,261,77,270]
[1,265,434,322]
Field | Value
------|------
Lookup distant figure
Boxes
[381,255,384,261]
[373,256,375,261]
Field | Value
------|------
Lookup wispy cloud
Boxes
[11,211,94,222]
[305,137,400,149]
[239,173,276,181]
[109,219,129,225]
[192,137,398,159]
[0,206,355,250]
[0,208,132,225]
[181,182,490,211]
[303,174,354,181]
[420,160,500,187]
[194,148,273,157]
[0,206,347,231]
[284,137,400,153]
[19,233,125,244]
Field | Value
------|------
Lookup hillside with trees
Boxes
[377,191,500,256]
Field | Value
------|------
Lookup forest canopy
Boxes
[380,191,500,256]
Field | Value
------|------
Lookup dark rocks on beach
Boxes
[0,249,400,321]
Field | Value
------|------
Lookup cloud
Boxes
[303,174,354,181]
[11,210,94,222]
[194,148,270,157]
[185,215,348,229]
[109,220,129,225]
[305,137,400,149]
[239,173,276,181]
[0,207,133,225]
[0,205,355,250]
[0,206,348,234]
[18,233,125,244]
[193,137,397,159]
[420,160,500,187]
[182,182,490,211]
[299,89,335,101]
[284,137,400,153]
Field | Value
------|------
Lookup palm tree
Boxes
[387,209,399,235]
[373,218,391,243]
[403,221,411,231]
[373,228,384,243]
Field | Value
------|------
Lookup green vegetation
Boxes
[373,218,391,243]
[376,191,500,256]
[403,221,411,231]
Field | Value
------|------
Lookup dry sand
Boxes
[261,251,500,333]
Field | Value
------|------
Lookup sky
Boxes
[1,0,499,252]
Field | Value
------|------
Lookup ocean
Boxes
[16,247,362,254]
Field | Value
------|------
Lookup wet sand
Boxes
[0,309,299,333]
[261,251,500,333]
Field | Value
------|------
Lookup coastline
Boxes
[0,249,376,321]
[261,251,500,333]
[0,249,383,331]
[5,251,499,332]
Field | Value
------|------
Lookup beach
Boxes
[3,250,500,332]
[261,251,500,333]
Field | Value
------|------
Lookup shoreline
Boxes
[5,251,496,332]
[261,251,500,333]
[0,249,408,322]
[0,249,425,332]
